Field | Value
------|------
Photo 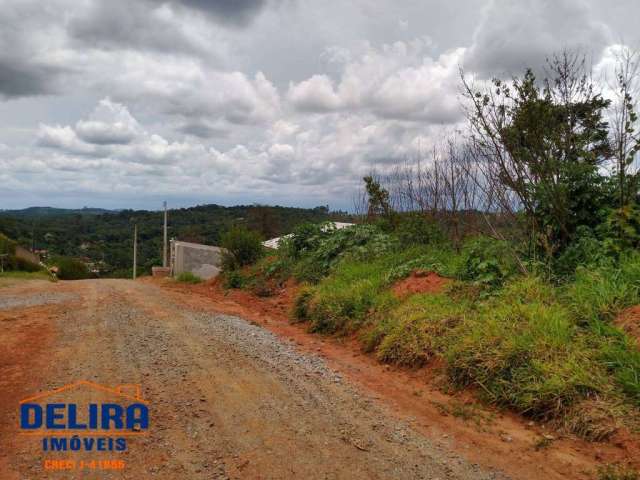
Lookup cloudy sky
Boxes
[1,0,638,210]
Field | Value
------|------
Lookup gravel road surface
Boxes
[0,279,506,479]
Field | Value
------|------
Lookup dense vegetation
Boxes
[0,204,346,277]
[226,52,640,442]
[0,233,42,273]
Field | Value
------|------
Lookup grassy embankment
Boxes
[228,221,640,441]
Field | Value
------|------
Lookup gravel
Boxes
[0,291,77,310]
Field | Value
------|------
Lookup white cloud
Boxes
[75,98,141,145]
[288,75,341,112]
[288,40,465,123]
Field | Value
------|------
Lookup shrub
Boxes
[176,271,202,284]
[220,226,263,270]
[222,270,244,289]
[280,222,328,259]
[55,257,92,280]
[0,233,17,255]
[600,204,640,255]
[395,213,444,247]
[457,236,519,288]
[553,226,610,278]
[289,224,398,283]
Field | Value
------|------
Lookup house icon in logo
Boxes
[19,380,149,436]
[20,380,147,405]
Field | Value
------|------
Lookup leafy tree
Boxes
[363,175,396,227]
[463,51,613,252]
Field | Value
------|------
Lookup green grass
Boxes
[598,464,640,480]
[446,299,610,418]
[300,257,398,334]
[176,272,202,284]
[299,265,640,435]
[0,270,53,286]
[365,293,466,366]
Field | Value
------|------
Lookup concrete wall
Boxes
[171,240,224,280]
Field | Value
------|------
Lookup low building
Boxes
[262,222,355,249]
[170,240,224,280]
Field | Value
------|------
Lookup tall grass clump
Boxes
[559,254,640,405]
[299,257,398,334]
[176,271,202,284]
[367,293,466,366]
[445,276,612,419]
[565,253,640,325]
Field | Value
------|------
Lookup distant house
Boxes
[262,222,355,250]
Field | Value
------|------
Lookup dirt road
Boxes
[0,279,504,479]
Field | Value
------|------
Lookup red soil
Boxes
[391,270,451,298]
[616,305,640,348]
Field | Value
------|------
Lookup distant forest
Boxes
[0,204,350,277]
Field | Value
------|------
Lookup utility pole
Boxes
[133,224,137,280]
[163,201,168,268]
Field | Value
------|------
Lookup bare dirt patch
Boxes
[391,270,451,299]
[616,305,640,348]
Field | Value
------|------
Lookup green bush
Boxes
[457,236,519,288]
[288,224,398,283]
[280,222,329,259]
[553,226,610,278]
[220,226,263,270]
[55,257,92,280]
[600,204,640,255]
[176,271,202,284]
[223,269,244,289]
[395,213,444,247]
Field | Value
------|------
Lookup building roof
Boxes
[262,222,355,249]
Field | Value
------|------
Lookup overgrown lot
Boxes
[223,218,640,441]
